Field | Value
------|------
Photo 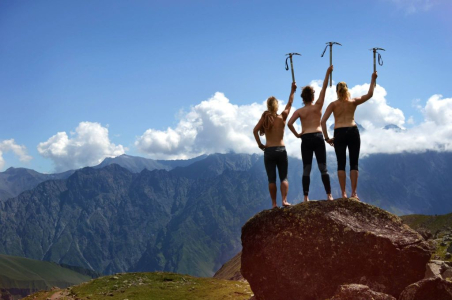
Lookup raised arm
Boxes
[253,117,265,151]
[321,102,335,146]
[315,65,333,109]
[288,110,301,138]
[281,82,297,120]
[354,71,378,106]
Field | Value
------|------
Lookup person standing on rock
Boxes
[253,82,297,208]
[287,66,334,202]
[320,71,378,200]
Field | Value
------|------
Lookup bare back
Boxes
[265,114,286,147]
[295,104,323,135]
[331,98,358,128]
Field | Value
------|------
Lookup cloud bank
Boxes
[37,122,126,172]
[136,83,452,159]
[0,139,32,170]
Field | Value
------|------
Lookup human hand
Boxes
[258,143,266,151]
[291,82,297,93]
[328,65,334,73]
[325,138,334,147]
[297,133,302,138]
[372,71,378,81]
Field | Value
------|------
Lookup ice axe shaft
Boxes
[371,47,385,87]
[285,53,301,83]
[321,42,342,87]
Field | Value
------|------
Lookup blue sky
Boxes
[0,0,451,173]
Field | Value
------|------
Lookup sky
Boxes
[0,0,451,173]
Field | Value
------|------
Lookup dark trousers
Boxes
[264,146,288,184]
[301,132,331,195]
[334,126,361,171]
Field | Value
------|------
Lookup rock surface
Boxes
[241,198,431,300]
[424,260,452,280]
[399,277,452,300]
[330,284,396,300]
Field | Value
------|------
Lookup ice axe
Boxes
[285,53,301,83]
[321,42,342,87]
[371,47,385,86]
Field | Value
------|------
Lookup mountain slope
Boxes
[0,253,91,299]
[1,152,452,278]
[0,167,73,201]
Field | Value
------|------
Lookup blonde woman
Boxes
[321,72,377,200]
[253,82,297,208]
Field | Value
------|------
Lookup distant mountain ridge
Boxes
[94,154,208,173]
[0,167,73,201]
[0,151,452,278]
[0,154,207,201]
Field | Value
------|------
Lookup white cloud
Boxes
[38,122,126,172]
[136,85,452,160]
[0,139,32,170]
[135,92,267,159]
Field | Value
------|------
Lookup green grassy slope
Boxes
[0,253,91,291]
[24,272,252,300]
[401,213,452,233]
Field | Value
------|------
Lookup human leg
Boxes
[264,149,278,208]
[313,134,333,200]
[348,127,361,199]
[301,136,314,202]
[276,147,290,206]
[334,128,348,198]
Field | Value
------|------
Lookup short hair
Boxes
[301,86,315,104]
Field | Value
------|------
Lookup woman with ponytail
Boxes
[253,82,297,208]
[321,71,378,200]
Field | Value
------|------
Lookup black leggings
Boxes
[334,126,361,171]
[264,146,288,184]
[301,132,331,196]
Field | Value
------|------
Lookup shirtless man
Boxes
[253,82,296,208]
[288,66,333,202]
[321,71,378,200]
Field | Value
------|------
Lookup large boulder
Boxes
[330,284,396,300]
[241,198,431,300]
[399,277,452,300]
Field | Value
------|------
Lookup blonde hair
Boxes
[266,96,278,113]
[336,82,350,101]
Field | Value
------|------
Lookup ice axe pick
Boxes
[285,53,301,83]
[371,47,385,87]
[321,42,342,87]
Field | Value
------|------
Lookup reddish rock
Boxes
[399,277,452,300]
[241,198,431,300]
[330,284,396,300]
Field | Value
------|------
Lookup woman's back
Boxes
[265,114,286,147]
[332,98,357,129]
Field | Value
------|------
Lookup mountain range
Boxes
[0,151,451,278]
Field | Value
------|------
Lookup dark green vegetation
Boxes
[0,253,92,299]
[401,213,452,262]
[23,272,252,300]
[0,152,452,278]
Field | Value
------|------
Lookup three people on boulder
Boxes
[253,66,377,207]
